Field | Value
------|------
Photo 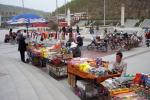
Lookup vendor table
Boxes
[67,58,121,100]
[67,59,121,84]
[27,44,73,78]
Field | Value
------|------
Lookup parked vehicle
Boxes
[87,38,108,52]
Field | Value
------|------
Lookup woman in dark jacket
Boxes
[77,35,83,47]
[72,46,81,58]
[70,42,81,58]
[18,35,27,62]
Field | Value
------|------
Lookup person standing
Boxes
[68,32,75,42]
[145,32,150,47]
[9,28,13,38]
[22,30,27,36]
[62,26,66,39]
[96,25,99,36]
[68,26,73,35]
[76,35,83,49]
[9,28,13,43]
[58,27,62,40]
[70,42,81,58]
[62,26,66,34]
[76,25,80,35]
[18,35,27,63]
[16,30,22,43]
[89,26,95,40]
[89,26,94,35]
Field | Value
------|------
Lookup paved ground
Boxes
[101,46,150,74]
[0,30,80,100]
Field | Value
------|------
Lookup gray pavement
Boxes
[0,30,80,100]
[101,46,150,74]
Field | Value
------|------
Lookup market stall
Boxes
[27,41,73,78]
[67,58,150,100]
[67,57,121,99]
[104,73,150,100]
[27,43,46,66]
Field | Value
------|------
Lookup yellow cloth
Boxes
[40,48,48,58]
[79,62,90,72]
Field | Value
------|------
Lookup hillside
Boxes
[57,0,150,19]
[0,4,49,18]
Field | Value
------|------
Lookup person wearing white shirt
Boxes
[112,52,127,77]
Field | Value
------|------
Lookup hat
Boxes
[70,42,77,48]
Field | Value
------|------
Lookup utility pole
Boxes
[103,0,106,26]
[21,0,25,12]
[56,0,58,23]
[55,0,58,39]
[87,5,89,25]
[121,4,125,26]
[65,0,67,16]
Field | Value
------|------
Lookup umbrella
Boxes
[7,13,46,24]
[7,13,47,33]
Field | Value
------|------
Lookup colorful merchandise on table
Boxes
[146,77,150,87]
[129,84,150,100]
[131,73,150,99]
[112,92,146,100]
[133,73,150,87]
[26,41,72,68]
[27,42,65,59]
[96,57,102,66]
[40,47,48,58]
[79,62,91,72]
[110,88,131,96]
[27,41,71,77]
[133,73,142,84]
[60,47,68,54]
[101,73,150,99]
[101,76,133,91]
[69,58,115,77]
[50,58,66,67]
[66,56,150,99]
[68,57,121,87]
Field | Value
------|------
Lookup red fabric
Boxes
[32,23,48,27]
[51,59,61,65]
[133,73,142,84]
[145,32,150,39]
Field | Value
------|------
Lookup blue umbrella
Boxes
[7,13,47,24]
[7,13,47,33]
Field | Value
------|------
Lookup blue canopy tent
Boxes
[7,13,47,33]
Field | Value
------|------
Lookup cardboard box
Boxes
[63,54,73,60]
